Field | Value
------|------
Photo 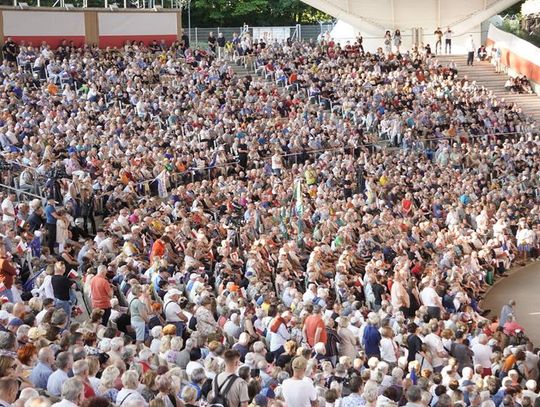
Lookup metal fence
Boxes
[183,23,335,47]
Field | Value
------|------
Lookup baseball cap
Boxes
[8,318,23,328]
[253,394,268,407]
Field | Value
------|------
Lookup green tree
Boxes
[190,0,330,27]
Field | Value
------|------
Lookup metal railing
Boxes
[0,130,535,203]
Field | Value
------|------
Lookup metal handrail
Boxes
[0,182,46,200]
[0,130,535,200]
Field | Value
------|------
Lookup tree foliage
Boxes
[189,0,331,27]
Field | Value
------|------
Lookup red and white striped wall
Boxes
[98,12,178,47]
[486,24,540,84]
[0,8,181,49]
[3,10,85,48]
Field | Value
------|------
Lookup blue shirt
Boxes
[30,362,53,389]
[342,393,366,407]
[47,368,69,396]
[45,204,57,224]
[362,324,381,356]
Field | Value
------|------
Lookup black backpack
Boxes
[210,374,239,407]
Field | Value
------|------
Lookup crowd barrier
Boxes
[486,23,540,85]
[0,130,534,207]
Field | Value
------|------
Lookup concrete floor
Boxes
[482,261,540,345]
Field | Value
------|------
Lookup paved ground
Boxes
[482,261,540,345]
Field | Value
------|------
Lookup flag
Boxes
[410,367,417,385]
[156,170,168,198]
[294,178,304,216]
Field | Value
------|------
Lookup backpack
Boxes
[210,374,239,407]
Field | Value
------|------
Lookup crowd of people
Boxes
[0,27,538,407]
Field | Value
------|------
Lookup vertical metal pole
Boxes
[105,0,108,8]
[123,0,126,8]
[195,27,198,46]
[188,1,192,45]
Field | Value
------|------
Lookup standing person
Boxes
[163,288,188,337]
[357,33,364,53]
[129,285,150,345]
[2,38,19,66]
[181,30,190,50]
[466,35,475,66]
[217,32,226,60]
[51,261,75,323]
[434,27,443,54]
[210,349,249,407]
[45,197,60,253]
[208,32,217,55]
[362,313,382,359]
[90,265,113,326]
[281,357,318,407]
[55,209,70,254]
[237,139,249,170]
[445,27,453,54]
[394,29,402,53]
[0,245,17,303]
[80,188,96,236]
[1,192,16,228]
[303,306,327,348]
[384,30,392,54]
[420,279,444,320]
[500,300,516,327]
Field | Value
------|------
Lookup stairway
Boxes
[437,54,540,125]
[230,63,252,78]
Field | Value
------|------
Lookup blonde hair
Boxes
[101,366,120,388]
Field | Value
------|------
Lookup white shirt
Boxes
[420,286,440,308]
[282,377,318,407]
[380,337,399,363]
[164,300,182,322]
[471,343,493,369]
[269,320,291,352]
[51,400,79,407]
[424,333,447,367]
[1,198,15,222]
[466,37,475,52]
[39,275,55,300]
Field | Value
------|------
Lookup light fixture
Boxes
[109,3,119,10]
[65,3,74,8]
[18,2,29,8]
[153,5,162,10]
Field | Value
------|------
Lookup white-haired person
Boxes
[51,378,84,407]
[116,370,147,406]
[98,365,120,403]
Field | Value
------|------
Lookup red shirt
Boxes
[303,314,327,347]
[0,258,17,289]
[150,239,166,263]
[90,274,112,309]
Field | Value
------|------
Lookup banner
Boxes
[252,27,291,43]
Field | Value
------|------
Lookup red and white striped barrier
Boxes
[486,24,540,84]
[3,10,85,48]
[97,12,178,48]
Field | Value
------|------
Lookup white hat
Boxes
[167,288,182,298]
